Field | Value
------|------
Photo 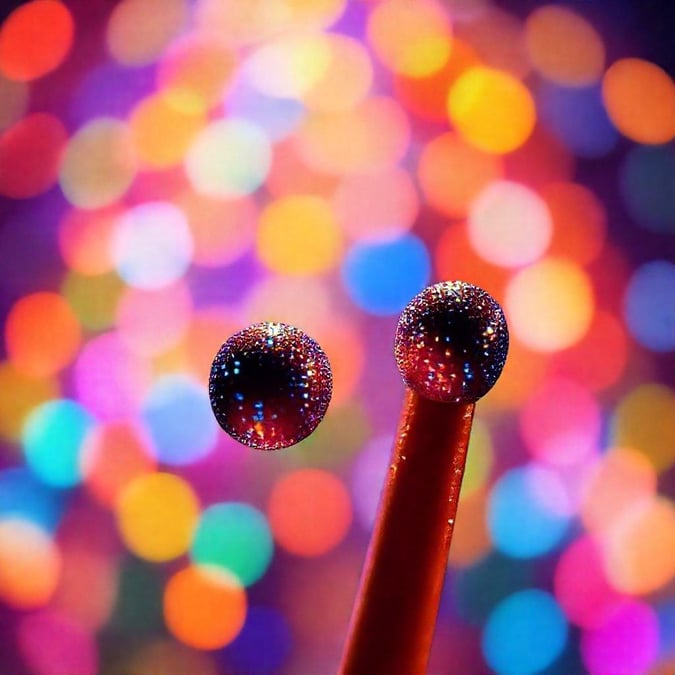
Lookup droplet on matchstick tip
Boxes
[394,281,509,404]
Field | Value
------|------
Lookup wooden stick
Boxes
[340,281,508,675]
[340,392,474,675]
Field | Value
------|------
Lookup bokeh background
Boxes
[0,0,674,673]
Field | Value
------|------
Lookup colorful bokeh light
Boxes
[116,472,199,562]
[191,503,273,587]
[483,589,568,674]
[0,1,673,672]
[268,469,352,557]
[163,565,246,650]
[448,66,536,154]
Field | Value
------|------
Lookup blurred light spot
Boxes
[505,257,594,352]
[581,601,659,675]
[81,421,156,508]
[0,0,74,81]
[520,377,600,466]
[191,503,273,587]
[367,0,451,78]
[0,363,58,441]
[418,133,502,218]
[621,146,675,235]
[541,182,606,265]
[394,39,480,122]
[244,33,331,99]
[117,472,199,562]
[141,375,218,465]
[612,384,675,471]
[158,35,236,112]
[224,606,291,673]
[59,118,137,209]
[624,261,675,353]
[554,535,625,629]
[186,119,271,198]
[605,496,675,595]
[580,448,657,536]
[112,201,193,290]
[342,234,430,315]
[18,609,97,675]
[448,66,536,154]
[130,92,205,168]
[268,469,352,556]
[297,96,409,173]
[58,207,119,276]
[0,519,61,609]
[5,292,81,378]
[469,180,552,267]
[488,465,570,558]
[61,272,123,334]
[538,83,618,157]
[177,192,257,268]
[0,467,65,531]
[257,195,342,275]
[333,167,418,242]
[602,58,675,144]
[0,113,67,198]
[226,83,304,141]
[483,589,568,674]
[23,399,94,488]
[164,565,246,649]
[107,0,188,66]
[304,34,372,112]
[525,5,604,86]
[74,332,151,420]
[117,282,192,357]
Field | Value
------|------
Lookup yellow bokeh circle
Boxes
[257,195,342,275]
[116,472,199,562]
[505,257,594,352]
[448,66,536,154]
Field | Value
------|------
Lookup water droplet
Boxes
[209,322,332,450]
[394,281,509,403]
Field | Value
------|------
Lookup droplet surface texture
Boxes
[209,322,332,450]
[395,281,509,403]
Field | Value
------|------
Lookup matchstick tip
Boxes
[394,281,509,403]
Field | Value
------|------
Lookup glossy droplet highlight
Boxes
[209,322,332,450]
[395,281,508,403]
